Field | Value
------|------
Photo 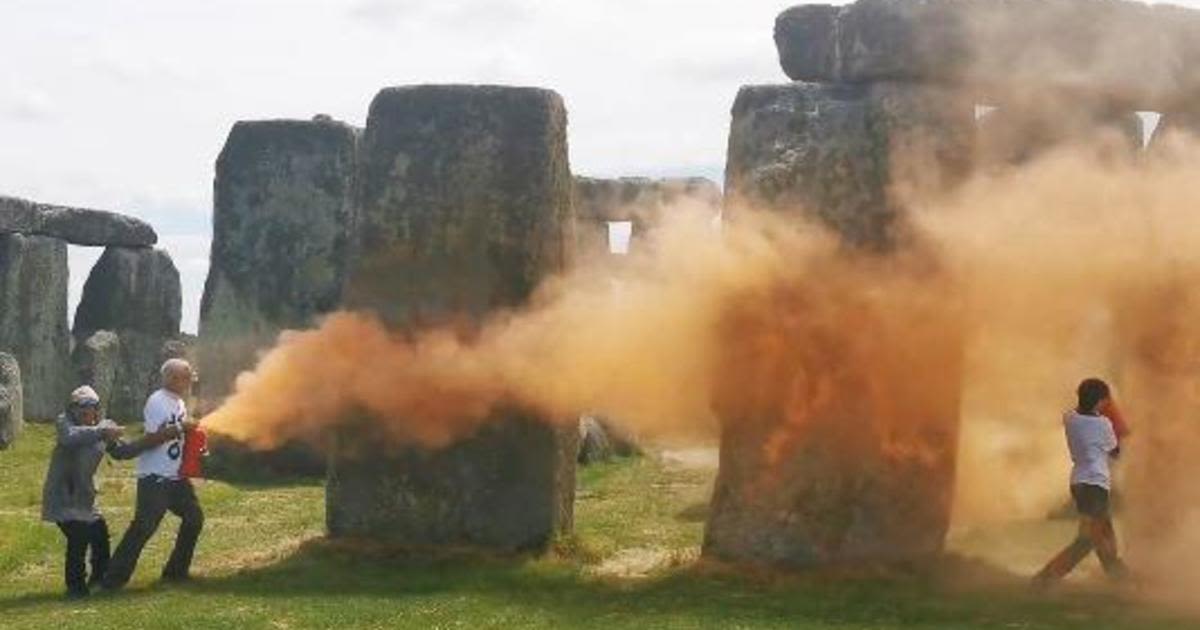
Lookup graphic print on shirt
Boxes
[166,410,186,461]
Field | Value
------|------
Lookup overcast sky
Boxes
[2,0,1195,333]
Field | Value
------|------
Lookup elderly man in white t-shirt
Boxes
[102,359,203,589]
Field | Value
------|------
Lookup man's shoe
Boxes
[160,573,192,584]
[65,588,89,600]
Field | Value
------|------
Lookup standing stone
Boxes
[199,118,359,404]
[704,270,963,568]
[0,353,22,449]
[706,82,967,568]
[71,331,121,413]
[724,82,974,247]
[0,233,70,420]
[329,85,577,550]
[573,177,720,259]
[74,247,181,422]
[577,416,614,465]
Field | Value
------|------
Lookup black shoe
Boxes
[65,588,89,600]
[160,573,192,584]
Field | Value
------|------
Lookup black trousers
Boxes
[56,518,110,595]
[103,476,204,588]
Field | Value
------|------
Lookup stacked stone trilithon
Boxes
[0,194,172,432]
[706,0,1200,570]
[706,1,979,569]
[573,176,720,260]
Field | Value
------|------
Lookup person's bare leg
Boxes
[1090,517,1129,580]
[1034,519,1095,585]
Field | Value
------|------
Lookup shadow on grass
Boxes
[2,540,1183,628]
[20,539,1161,627]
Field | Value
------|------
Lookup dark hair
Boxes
[1076,378,1111,414]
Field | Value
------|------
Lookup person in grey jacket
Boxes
[41,386,177,598]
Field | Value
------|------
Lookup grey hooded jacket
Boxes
[41,414,144,523]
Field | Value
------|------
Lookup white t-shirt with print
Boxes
[136,388,188,479]
[1064,411,1118,489]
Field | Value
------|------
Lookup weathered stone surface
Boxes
[775,0,1196,111]
[74,247,181,421]
[725,83,974,247]
[578,415,613,464]
[75,247,180,338]
[703,275,964,569]
[0,233,70,420]
[0,195,157,247]
[330,85,577,550]
[198,118,359,403]
[976,104,1144,166]
[71,331,121,413]
[0,352,22,449]
[329,414,577,549]
[573,176,720,259]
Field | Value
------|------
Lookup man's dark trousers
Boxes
[56,518,109,595]
[103,475,203,588]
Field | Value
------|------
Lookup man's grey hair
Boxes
[160,358,192,382]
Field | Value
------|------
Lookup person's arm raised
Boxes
[56,414,109,447]
[107,423,181,460]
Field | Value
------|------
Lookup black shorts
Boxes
[1071,483,1111,518]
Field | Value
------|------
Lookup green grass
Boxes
[1,425,1195,629]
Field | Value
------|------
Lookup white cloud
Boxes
[2,87,56,122]
[23,0,1198,337]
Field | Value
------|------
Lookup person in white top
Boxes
[1033,378,1130,587]
[102,359,204,590]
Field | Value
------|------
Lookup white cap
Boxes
[70,385,100,407]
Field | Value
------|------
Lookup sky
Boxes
[1,0,1196,333]
[0,0,785,333]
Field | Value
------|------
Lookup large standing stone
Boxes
[329,85,577,550]
[0,233,70,420]
[707,81,967,568]
[775,0,1190,111]
[198,117,359,404]
[725,82,974,247]
[0,195,157,247]
[573,176,720,259]
[703,270,963,568]
[0,353,22,449]
[74,247,181,422]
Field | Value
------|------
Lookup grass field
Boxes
[1,425,1196,629]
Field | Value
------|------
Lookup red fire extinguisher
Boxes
[180,424,208,479]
